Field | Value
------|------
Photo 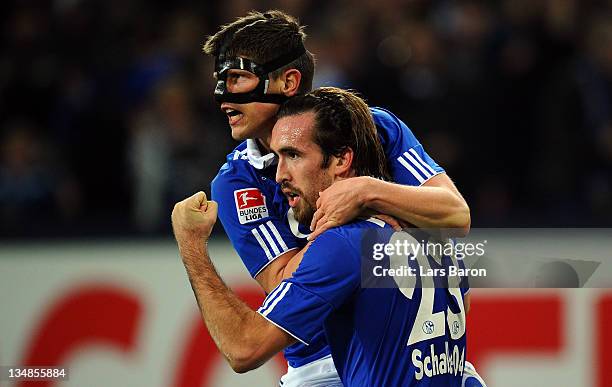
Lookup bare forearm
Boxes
[171,192,292,373]
[363,177,470,234]
[178,239,266,366]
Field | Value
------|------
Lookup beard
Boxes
[285,173,332,225]
[292,194,317,225]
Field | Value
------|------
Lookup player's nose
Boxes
[275,158,289,184]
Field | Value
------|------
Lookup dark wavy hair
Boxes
[277,87,390,181]
[203,10,314,94]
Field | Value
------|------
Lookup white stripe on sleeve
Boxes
[397,155,425,184]
[259,224,281,256]
[409,148,436,175]
[266,221,289,251]
[261,283,293,317]
[404,151,432,180]
[259,282,288,313]
[251,227,273,260]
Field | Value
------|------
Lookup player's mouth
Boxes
[282,187,301,208]
[286,192,300,208]
[221,105,244,126]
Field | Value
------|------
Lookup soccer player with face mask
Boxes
[173,87,485,386]
[198,10,483,387]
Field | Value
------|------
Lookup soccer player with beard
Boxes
[200,10,483,387]
[172,88,474,386]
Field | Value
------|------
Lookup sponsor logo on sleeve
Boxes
[234,188,269,224]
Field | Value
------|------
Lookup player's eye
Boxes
[287,151,299,160]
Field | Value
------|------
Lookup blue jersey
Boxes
[257,220,468,386]
[211,107,445,367]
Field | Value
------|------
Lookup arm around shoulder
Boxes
[364,173,471,237]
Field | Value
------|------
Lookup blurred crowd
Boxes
[1,0,611,238]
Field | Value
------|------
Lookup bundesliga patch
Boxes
[234,188,269,224]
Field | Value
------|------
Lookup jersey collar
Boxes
[246,139,277,170]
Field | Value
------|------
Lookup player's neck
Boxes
[255,136,272,154]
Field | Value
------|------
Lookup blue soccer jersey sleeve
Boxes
[256,230,360,344]
[371,107,444,186]
[211,159,299,278]
[372,108,471,295]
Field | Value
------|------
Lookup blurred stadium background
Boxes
[0,0,611,386]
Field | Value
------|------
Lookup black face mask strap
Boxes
[214,44,307,105]
[216,90,290,104]
[260,45,306,73]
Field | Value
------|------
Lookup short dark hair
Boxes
[203,10,315,94]
[277,87,390,181]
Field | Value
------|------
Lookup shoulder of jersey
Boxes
[225,141,250,165]
[216,141,256,177]
[370,106,398,125]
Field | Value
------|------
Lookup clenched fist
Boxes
[172,191,218,245]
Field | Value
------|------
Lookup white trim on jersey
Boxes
[409,148,436,175]
[267,221,290,250]
[260,282,289,311]
[462,361,487,387]
[365,217,386,227]
[397,147,441,185]
[246,139,276,169]
[258,312,309,346]
[232,149,248,160]
[251,227,273,260]
[280,355,341,387]
[259,282,293,316]
[420,171,443,186]
[397,154,426,184]
[258,283,310,346]
[251,222,291,261]
[405,151,432,181]
[259,224,282,256]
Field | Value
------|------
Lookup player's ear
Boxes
[281,69,301,97]
[333,147,354,177]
